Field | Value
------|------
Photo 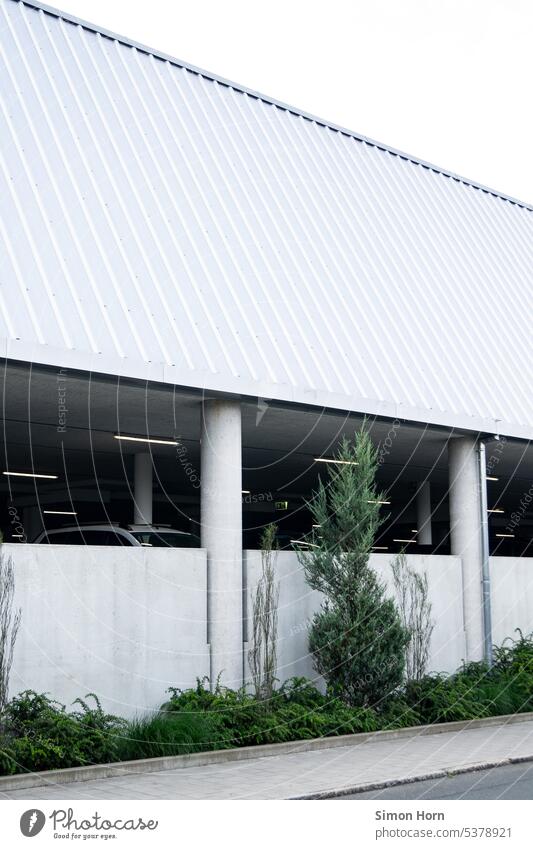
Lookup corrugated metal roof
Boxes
[1,0,532,439]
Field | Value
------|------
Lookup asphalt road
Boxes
[335,762,533,800]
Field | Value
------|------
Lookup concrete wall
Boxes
[490,557,533,647]
[5,544,209,717]
[4,545,533,718]
[244,552,467,686]
[243,550,322,686]
[371,553,467,674]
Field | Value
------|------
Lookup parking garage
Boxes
[1,361,531,558]
[1,0,532,709]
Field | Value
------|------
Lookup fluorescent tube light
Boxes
[367,499,391,505]
[496,533,514,539]
[43,510,77,516]
[486,476,499,481]
[290,540,319,548]
[314,458,358,465]
[113,434,178,446]
[372,546,389,550]
[241,490,251,494]
[487,508,504,514]
[3,471,58,479]
[393,538,417,544]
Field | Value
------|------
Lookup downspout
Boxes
[477,440,493,667]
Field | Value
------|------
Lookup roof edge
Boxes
[11,0,533,213]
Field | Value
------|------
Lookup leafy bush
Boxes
[379,699,421,729]
[402,674,490,723]
[161,676,378,747]
[277,676,331,708]
[490,630,533,713]
[0,742,16,776]
[162,679,291,747]
[398,631,533,724]
[0,691,126,774]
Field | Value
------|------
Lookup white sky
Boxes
[45,0,533,204]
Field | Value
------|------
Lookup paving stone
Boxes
[2,720,533,800]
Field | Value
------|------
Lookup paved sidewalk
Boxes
[2,720,533,800]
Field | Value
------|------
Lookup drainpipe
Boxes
[477,440,493,667]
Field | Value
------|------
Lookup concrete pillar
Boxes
[201,399,242,687]
[448,436,484,661]
[416,481,432,545]
[22,506,42,543]
[133,453,153,524]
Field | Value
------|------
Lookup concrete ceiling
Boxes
[0,362,531,549]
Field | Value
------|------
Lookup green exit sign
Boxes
[275,500,288,511]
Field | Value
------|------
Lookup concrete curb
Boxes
[292,754,533,800]
[0,711,532,792]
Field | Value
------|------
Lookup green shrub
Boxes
[379,699,421,729]
[116,712,221,761]
[277,676,328,708]
[163,680,283,747]
[5,736,68,773]
[403,674,490,723]
[490,630,533,714]
[0,691,125,773]
[384,632,533,726]
[0,739,16,775]
[161,676,378,747]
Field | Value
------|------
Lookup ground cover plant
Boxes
[1,631,532,776]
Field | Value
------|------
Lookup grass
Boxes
[115,711,221,760]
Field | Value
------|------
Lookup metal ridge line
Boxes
[10,0,533,213]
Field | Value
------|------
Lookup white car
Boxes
[34,523,201,548]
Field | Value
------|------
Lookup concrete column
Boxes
[133,453,153,524]
[448,436,484,661]
[416,481,432,545]
[22,506,42,543]
[201,399,242,687]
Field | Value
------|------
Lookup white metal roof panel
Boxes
[1,0,532,438]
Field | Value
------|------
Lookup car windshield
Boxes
[130,531,200,548]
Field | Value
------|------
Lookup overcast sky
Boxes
[50,0,532,204]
